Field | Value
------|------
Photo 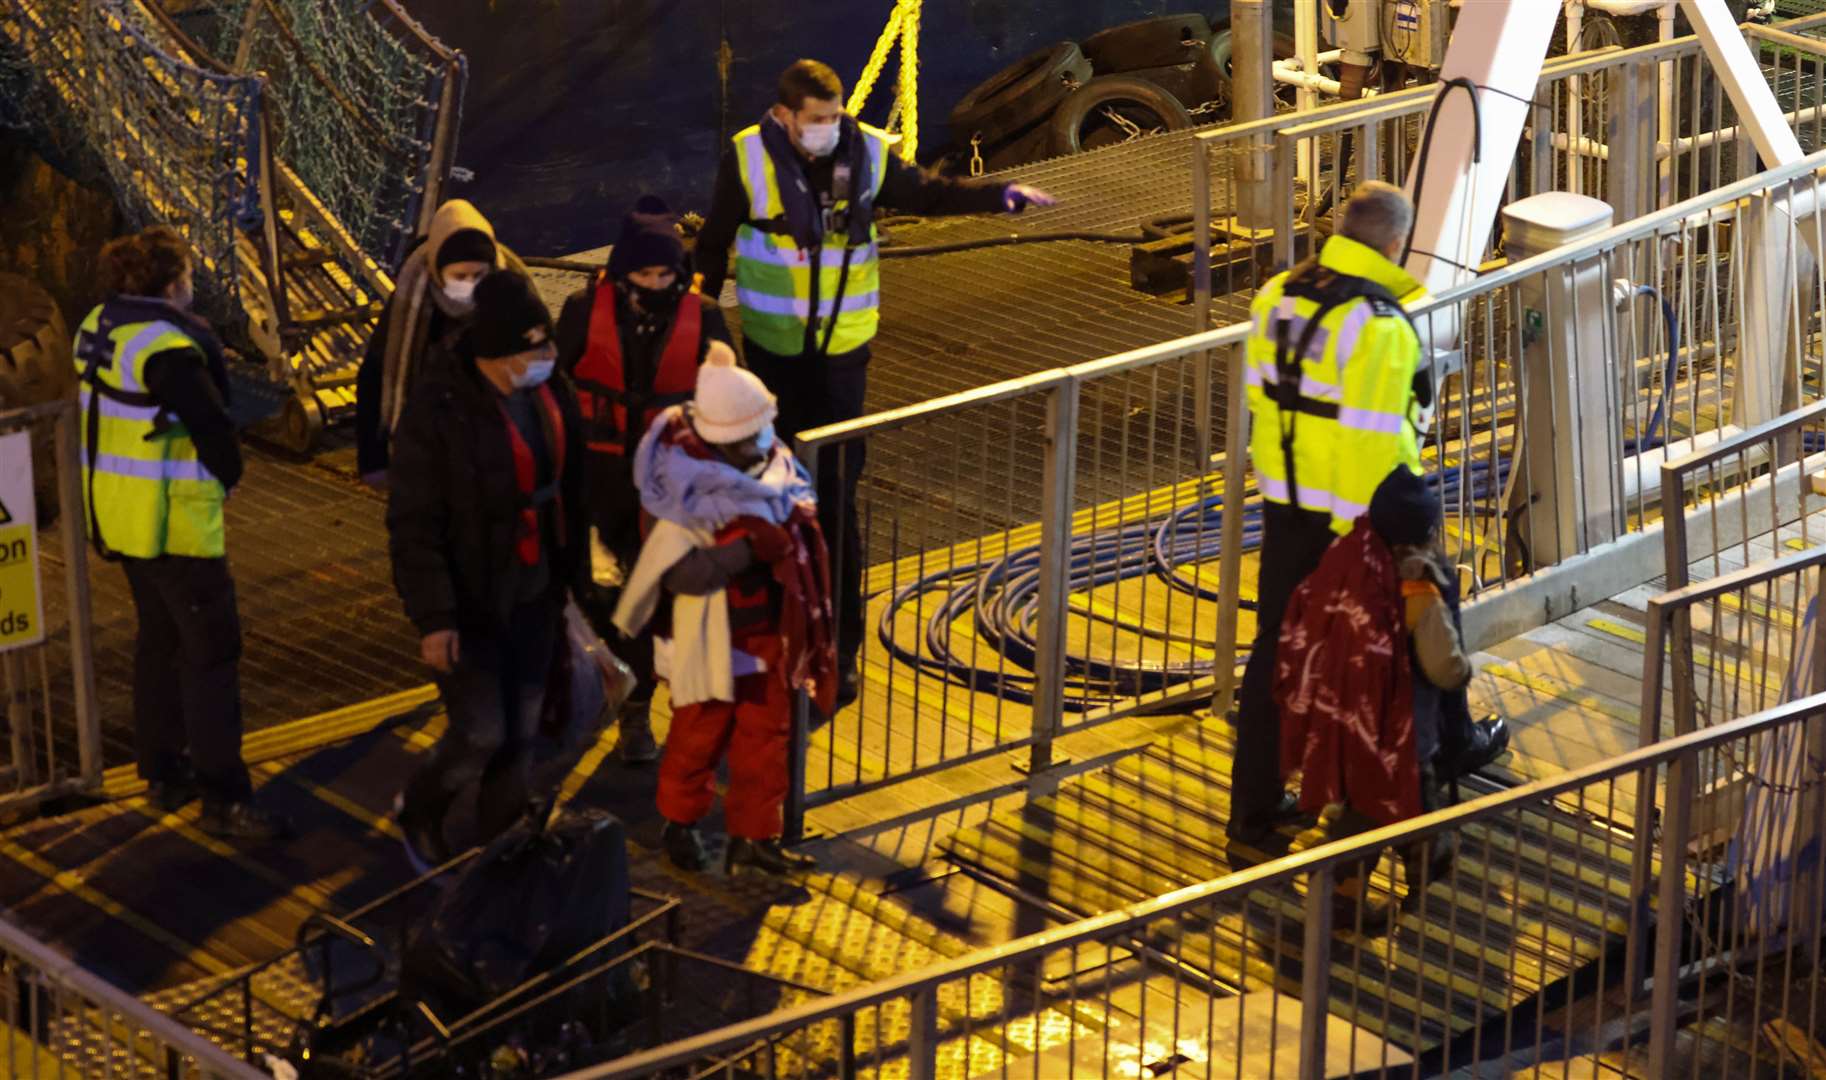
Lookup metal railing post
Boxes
[784,693,809,845]
[418,56,463,239]
[785,438,822,842]
[1193,134,1214,467]
[1211,342,1252,719]
[838,1012,857,1080]
[907,987,939,1080]
[1626,595,1669,995]
[53,405,99,786]
[1028,379,1079,774]
[1659,462,1698,742]
[1233,0,1275,230]
[1297,864,1335,1080]
[1272,137,1297,270]
[1647,747,1696,1077]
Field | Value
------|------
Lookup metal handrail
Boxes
[559,691,1826,1079]
[799,146,1826,453]
[1654,540,1826,611]
[1662,398,1826,480]
[0,914,266,1078]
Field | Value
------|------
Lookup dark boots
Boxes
[616,698,660,764]
[662,821,708,871]
[726,837,816,877]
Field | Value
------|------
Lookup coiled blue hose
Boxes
[877,456,1513,711]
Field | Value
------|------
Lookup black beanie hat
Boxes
[1368,466,1440,549]
[469,271,553,359]
[436,227,497,270]
[607,194,686,279]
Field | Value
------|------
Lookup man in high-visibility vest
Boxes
[696,58,1054,709]
[76,226,284,841]
[1230,181,1430,848]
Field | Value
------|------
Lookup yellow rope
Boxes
[847,2,904,116]
[897,0,920,161]
[848,0,921,162]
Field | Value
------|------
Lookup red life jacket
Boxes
[573,275,702,455]
[497,384,567,566]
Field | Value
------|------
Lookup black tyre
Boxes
[0,273,75,524]
[949,42,1092,143]
[1208,28,1306,107]
[1207,28,1301,82]
[1048,75,1193,156]
[1081,13,1213,73]
[1124,57,1226,111]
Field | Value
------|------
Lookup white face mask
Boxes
[798,120,841,158]
[443,279,478,305]
[512,358,555,389]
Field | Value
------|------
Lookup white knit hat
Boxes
[691,341,777,444]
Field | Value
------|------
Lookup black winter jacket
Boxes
[385,353,589,637]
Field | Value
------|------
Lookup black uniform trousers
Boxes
[121,554,252,808]
[1229,503,1338,833]
[404,599,561,844]
[742,338,869,671]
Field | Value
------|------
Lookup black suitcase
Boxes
[402,807,633,1015]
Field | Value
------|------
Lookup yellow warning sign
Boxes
[0,431,43,650]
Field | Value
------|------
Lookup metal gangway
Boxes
[0,0,463,451]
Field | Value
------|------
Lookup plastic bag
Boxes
[568,600,637,715]
[541,602,637,744]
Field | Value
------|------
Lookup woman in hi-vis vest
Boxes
[74,227,284,841]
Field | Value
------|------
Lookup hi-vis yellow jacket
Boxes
[1245,234,1426,534]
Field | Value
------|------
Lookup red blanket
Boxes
[1274,518,1420,826]
[654,411,838,715]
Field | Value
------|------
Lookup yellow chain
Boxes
[847,2,904,116]
[848,0,921,162]
[896,0,920,161]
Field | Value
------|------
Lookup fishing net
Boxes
[211,0,464,271]
[0,0,264,325]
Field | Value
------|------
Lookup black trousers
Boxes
[742,338,868,670]
[404,599,560,844]
[1230,503,1338,829]
[121,555,252,808]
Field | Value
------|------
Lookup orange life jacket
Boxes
[573,276,702,454]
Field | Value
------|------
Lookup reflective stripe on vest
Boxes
[73,306,227,559]
[1245,241,1423,535]
[573,277,703,455]
[731,122,891,358]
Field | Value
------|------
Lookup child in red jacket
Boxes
[612,345,836,877]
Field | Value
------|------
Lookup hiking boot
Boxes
[834,662,861,712]
[1331,871,1395,936]
[1331,887,1395,936]
[147,779,198,814]
[1441,716,1510,782]
[198,801,287,843]
[662,821,709,872]
[1225,790,1305,845]
[1401,831,1457,907]
[393,796,452,875]
[615,701,659,764]
[725,837,816,877]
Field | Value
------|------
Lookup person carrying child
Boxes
[1276,464,1478,926]
[612,343,837,877]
